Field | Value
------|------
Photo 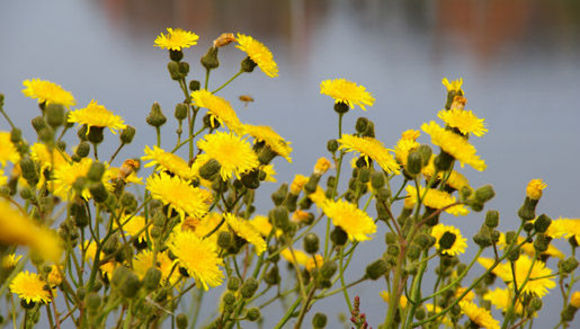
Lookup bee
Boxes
[239,95,254,108]
[119,159,140,180]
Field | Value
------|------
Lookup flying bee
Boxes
[119,159,140,180]
[239,95,254,108]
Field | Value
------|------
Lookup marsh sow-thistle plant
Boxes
[0,27,579,329]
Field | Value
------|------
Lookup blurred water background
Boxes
[1,0,580,328]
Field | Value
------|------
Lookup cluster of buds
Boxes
[350,296,372,329]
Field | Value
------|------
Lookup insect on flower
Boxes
[239,95,254,107]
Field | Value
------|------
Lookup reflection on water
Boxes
[1,0,579,328]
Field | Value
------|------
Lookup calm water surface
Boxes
[1,0,579,328]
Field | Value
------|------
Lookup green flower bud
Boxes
[174,103,188,121]
[334,101,349,114]
[227,277,241,291]
[366,259,388,280]
[146,102,167,127]
[561,304,578,322]
[529,296,543,312]
[178,62,190,75]
[272,206,290,231]
[143,267,162,291]
[201,46,220,70]
[264,266,281,285]
[217,231,233,250]
[485,210,500,228]
[10,128,22,144]
[327,139,338,153]
[45,104,65,128]
[518,197,538,221]
[375,187,391,202]
[56,140,66,152]
[523,222,535,232]
[72,177,87,195]
[434,151,454,172]
[31,116,47,133]
[473,232,492,248]
[86,292,101,312]
[534,234,550,253]
[169,49,183,62]
[385,232,397,245]
[559,257,579,274]
[505,231,517,245]
[176,314,188,329]
[362,120,375,137]
[406,151,423,176]
[199,159,221,180]
[330,226,348,246]
[320,261,338,279]
[407,244,421,260]
[376,201,389,221]
[189,80,201,91]
[271,183,288,206]
[119,271,141,298]
[39,127,54,144]
[87,162,106,182]
[355,117,369,133]
[246,307,260,322]
[19,187,33,200]
[304,233,320,254]
[167,61,181,80]
[415,232,435,249]
[415,308,426,320]
[240,278,259,299]
[312,312,328,328]
[508,248,520,262]
[241,168,260,189]
[19,157,38,186]
[87,126,104,144]
[89,182,108,203]
[241,56,257,73]
[222,291,236,305]
[439,232,457,251]
[474,185,495,203]
[534,214,552,233]
[468,200,484,212]
[371,171,385,189]
[120,126,136,144]
[71,202,89,228]
[417,144,432,166]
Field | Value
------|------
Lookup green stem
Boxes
[212,71,243,94]
[0,108,16,129]
[272,296,303,329]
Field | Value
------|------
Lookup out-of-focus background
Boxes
[1,0,579,328]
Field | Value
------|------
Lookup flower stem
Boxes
[212,70,243,94]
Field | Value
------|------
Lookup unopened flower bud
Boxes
[10,128,22,144]
[240,278,259,298]
[227,277,241,291]
[241,168,260,189]
[415,308,426,320]
[271,206,290,231]
[406,151,423,176]
[222,291,236,305]
[304,233,319,254]
[327,139,338,153]
[143,267,162,291]
[119,271,141,298]
[371,172,385,189]
[415,233,435,249]
[45,104,65,128]
[366,259,388,280]
[87,126,104,144]
[508,248,520,262]
[39,127,54,144]
[178,62,189,75]
[201,46,220,70]
[518,197,539,221]
[271,183,288,206]
[176,313,188,329]
[320,261,338,279]
[169,49,183,62]
[189,80,201,91]
[559,257,579,274]
[246,307,260,322]
[120,126,136,144]
[241,56,257,73]
[167,61,181,80]
[485,210,500,228]
[474,185,495,203]
[534,233,549,253]
[334,101,349,114]
[146,102,167,128]
[87,162,106,182]
[199,159,221,180]
[217,231,233,250]
[331,226,348,246]
[534,214,552,233]
[561,304,578,322]
[524,222,535,232]
[473,232,492,248]
[86,292,101,312]
[375,187,391,202]
[312,312,328,328]
[434,151,454,172]
[20,157,39,186]
[416,144,432,166]
[174,103,188,121]
[355,117,369,133]
[31,116,47,133]
[264,266,281,285]
[89,182,108,203]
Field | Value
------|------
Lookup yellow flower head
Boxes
[455,287,475,302]
[154,28,199,51]
[196,131,259,181]
[441,77,463,93]
[484,288,524,314]
[10,271,51,304]
[526,178,547,200]
[133,250,179,285]
[322,199,376,241]
[421,121,486,171]
[571,291,580,308]
[291,210,312,224]
[380,291,408,309]
[31,143,70,173]
[47,265,63,287]
[191,90,243,132]
[338,134,400,175]
[401,129,421,141]
[168,230,224,290]
[0,200,62,261]
[546,218,580,244]
[242,124,292,162]
[116,214,148,243]
[53,158,106,200]
[142,145,194,179]
[0,132,21,166]
[235,33,278,78]
[146,173,210,220]
[314,157,332,175]
[405,185,469,216]
[261,164,277,182]
[290,174,308,194]
[249,215,273,237]
[68,100,127,134]
[459,301,500,329]
[309,186,329,209]
[430,224,467,256]
[22,79,75,108]
[320,78,375,111]
[438,108,487,137]
[280,249,320,272]
[224,213,267,256]
[394,138,420,166]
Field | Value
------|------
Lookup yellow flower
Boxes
[22,78,75,108]
[142,145,194,179]
[320,78,375,111]
[438,108,487,137]
[82,240,118,280]
[338,134,400,175]
[421,121,486,171]
[401,129,420,141]
[53,157,110,200]
[478,256,555,297]
[290,174,308,194]
[483,288,524,314]
[47,265,63,287]
[146,172,210,220]
[421,156,470,192]
[309,186,329,209]
[31,143,70,173]
[168,230,224,290]
[546,218,580,244]
[261,164,277,182]
[242,124,292,162]
[459,301,500,329]
[0,131,20,166]
[280,249,321,272]
[322,199,376,241]
[68,100,127,134]
[441,77,463,93]
[116,214,148,243]
[10,271,51,304]
[235,33,278,78]
[224,213,267,256]
[249,215,273,237]
[430,224,467,256]
[380,291,408,309]
[0,200,62,261]
[133,250,179,285]
[291,210,311,224]
[191,90,242,132]
[314,157,332,175]
[405,185,469,216]
[2,254,22,268]
[526,178,547,200]
[154,28,199,51]
[497,233,564,259]
[196,131,259,180]
[394,138,420,166]
[570,291,580,308]
[186,212,226,240]
[455,287,475,302]
[306,254,324,272]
